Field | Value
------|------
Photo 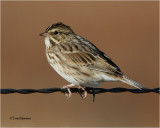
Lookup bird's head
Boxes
[40,22,75,45]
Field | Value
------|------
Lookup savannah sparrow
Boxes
[40,22,144,99]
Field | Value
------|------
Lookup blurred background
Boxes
[1,1,159,127]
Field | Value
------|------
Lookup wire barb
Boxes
[0,87,159,94]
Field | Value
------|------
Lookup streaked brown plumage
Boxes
[40,22,145,99]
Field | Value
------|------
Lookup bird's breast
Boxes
[45,47,117,87]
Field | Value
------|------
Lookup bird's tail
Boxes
[120,75,145,90]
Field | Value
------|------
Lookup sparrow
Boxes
[40,22,144,99]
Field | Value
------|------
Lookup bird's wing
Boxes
[57,38,123,76]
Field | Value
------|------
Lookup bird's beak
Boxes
[40,32,49,37]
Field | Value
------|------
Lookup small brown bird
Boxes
[40,22,144,99]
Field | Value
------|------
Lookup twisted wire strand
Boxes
[0,87,159,94]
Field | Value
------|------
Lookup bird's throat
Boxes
[45,37,59,48]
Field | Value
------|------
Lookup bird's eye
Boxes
[53,31,58,35]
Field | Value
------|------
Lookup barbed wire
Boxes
[1,87,159,101]
[1,87,159,94]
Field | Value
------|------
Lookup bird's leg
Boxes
[78,86,87,99]
[62,84,75,99]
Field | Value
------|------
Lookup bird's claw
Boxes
[62,84,75,99]
[78,86,87,99]
[62,86,72,99]
[62,84,87,99]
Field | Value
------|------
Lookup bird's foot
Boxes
[62,84,75,99]
[78,86,87,99]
